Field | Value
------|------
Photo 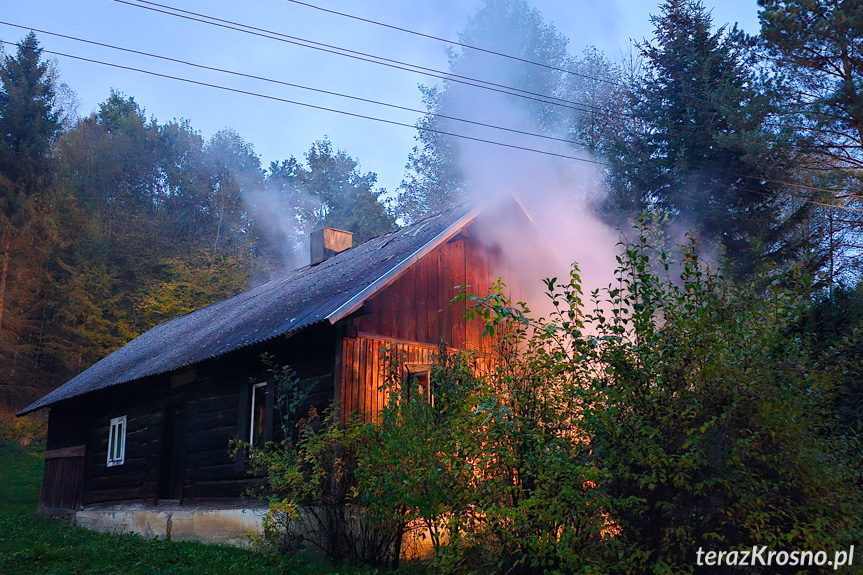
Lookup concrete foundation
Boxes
[73,503,437,558]
[75,504,266,547]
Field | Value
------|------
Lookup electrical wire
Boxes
[112,1,861,203]
[12,20,859,202]
[280,0,623,87]
[0,21,588,149]
[1,35,859,214]
[733,183,863,213]
[717,168,863,200]
[0,40,607,167]
[112,0,620,117]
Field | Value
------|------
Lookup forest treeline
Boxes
[0,38,396,406]
[2,0,862,409]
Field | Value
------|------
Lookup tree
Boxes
[0,33,61,405]
[604,0,812,275]
[36,95,256,401]
[0,33,59,190]
[203,128,262,261]
[299,139,395,243]
[759,0,863,173]
[758,0,863,283]
[396,0,583,222]
[255,139,395,269]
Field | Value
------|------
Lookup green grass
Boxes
[0,443,44,514]
[0,443,384,575]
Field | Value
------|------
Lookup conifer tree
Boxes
[0,33,61,404]
[605,0,810,274]
[758,0,863,281]
[396,0,574,222]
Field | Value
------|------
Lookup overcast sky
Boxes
[1,0,761,196]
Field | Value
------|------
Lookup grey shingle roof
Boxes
[18,206,477,416]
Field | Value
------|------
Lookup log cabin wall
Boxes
[340,226,512,422]
[41,324,337,509]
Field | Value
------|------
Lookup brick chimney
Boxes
[310,227,353,264]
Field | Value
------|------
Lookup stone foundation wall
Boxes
[74,504,437,559]
[75,506,266,547]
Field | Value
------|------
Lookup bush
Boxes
[0,407,46,449]
[245,356,400,567]
[253,226,862,575]
[463,228,862,574]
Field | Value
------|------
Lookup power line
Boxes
[0,40,607,167]
[2,35,859,215]
[0,21,587,149]
[108,1,863,203]
[719,169,863,200]
[17,20,855,202]
[113,0,620,118]
[281,0,623,88]
[13,23,850,203]
[734,182,863,213]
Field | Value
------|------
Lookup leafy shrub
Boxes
[464,227,862,574]
[0,407,46,449]
[252,225,862,575]
[245,355,400,567]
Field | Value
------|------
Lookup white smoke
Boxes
[430,0,622,317]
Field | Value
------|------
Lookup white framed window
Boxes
[249,382,267,450]
[107,415,127,467]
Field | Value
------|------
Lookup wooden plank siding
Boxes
[41,455,86,511]
[340,336,435,421]
[339,226,510,423]
[353,230,504,353]
[338,335,495,423]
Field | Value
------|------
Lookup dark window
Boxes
[405,364,433,405]
[249,382,267,450]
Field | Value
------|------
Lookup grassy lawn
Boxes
[0,443,43,515]
[0,443,378,575]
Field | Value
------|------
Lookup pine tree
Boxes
[0,33,61,405]
[605,0,811,274]
[758,0,863,281]
[396,0,574,222]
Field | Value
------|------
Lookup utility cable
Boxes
[718,169,863,200]
[0,21,587,148]
[0,41,606,167]
[109,2,863,202]
[281,0,623,87]
[112,0,620,117]
[34,43,863,213]
[1,37,858,213]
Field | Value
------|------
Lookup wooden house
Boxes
[17,203,525,541]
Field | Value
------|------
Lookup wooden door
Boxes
[40,445,86,511]
[157,406,186,503]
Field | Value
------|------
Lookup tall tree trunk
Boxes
[0,231,10,332]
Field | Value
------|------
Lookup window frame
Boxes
[107,415,127,467]
[405,363,433,405]
[248,381,268,451]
